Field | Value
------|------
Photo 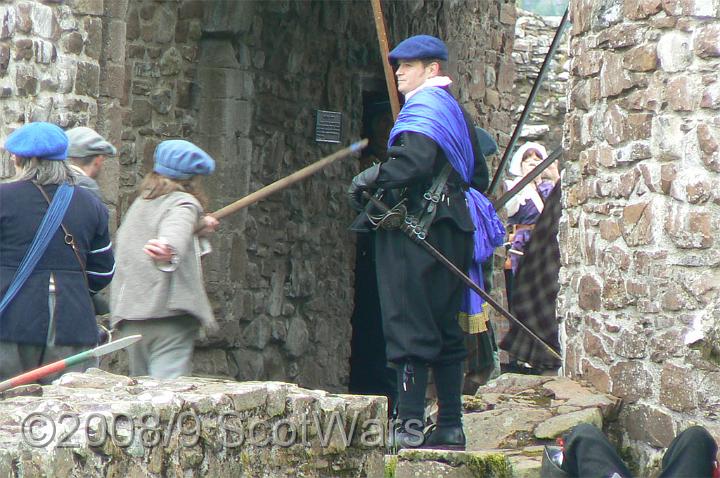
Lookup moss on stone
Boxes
[466,452,513,478]
[462,395,490,412]
[240,451,251,470]
[619,446,639,477]
[399,449,512,478]
[384,455,398,478]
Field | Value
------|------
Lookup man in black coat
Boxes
[348,35,502,450]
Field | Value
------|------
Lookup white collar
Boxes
[404,76,453,100]
[69,164,88,177]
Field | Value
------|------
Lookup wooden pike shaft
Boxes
[210,139,368,220]
[370,0,400,120]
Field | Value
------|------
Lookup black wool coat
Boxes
[372,107,487,365]
[0,181,115,346]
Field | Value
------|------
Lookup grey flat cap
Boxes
[66,126,117,158]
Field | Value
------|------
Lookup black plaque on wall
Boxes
[315,110,342,143]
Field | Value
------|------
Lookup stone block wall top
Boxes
[0,370,386,477]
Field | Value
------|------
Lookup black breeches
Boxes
[375,220,472,365]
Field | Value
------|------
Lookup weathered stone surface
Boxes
[624,0,662,19]
[578,274,602,310]
[395,449,512,478]
[602,274,632,309]
[609,361,654,403]
[30,2,58,39]
[665,207,713,249]
[666,76,697,111]
[512,10,568,151]
[694,24,720,58]
[598,23,645,49]
[534,408,603,439]
[698,124,720,154]
[622,403,676,447]
[656,32,692,72]
[69,0,104,16]
[476,374,554,396]
[15,64,38,96]
[149,87,172,114]
[623,44,657,71]
[663,0,716,16]
[701,82,720,109]
[0,374,386,477]
[74,60,99,96]
[159,46,182,76]
[0,47,10,79]
[621,200,655,246]
[659,362,697,412]
[600,53,632,98]
[456,373,623,475]
[465,407,553,449]
[615,326,649,359]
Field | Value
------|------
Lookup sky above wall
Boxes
[517,0,569,16]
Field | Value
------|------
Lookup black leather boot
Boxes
[388,420,425,451]
[420,423,466,451]
[423,361,465,450]
[388,362,429,453]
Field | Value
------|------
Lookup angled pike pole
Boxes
[492,147,562,211]
[370,0,400,120]
[209,139,368,220]
[362,192,562,361]
[0,335,143,393]
[487,7,570,196]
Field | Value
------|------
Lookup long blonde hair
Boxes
[139,172,208,208]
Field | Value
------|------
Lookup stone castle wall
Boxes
[4,0,720,466]
[561,0,720,466]
[512,8,569,150]
[0,1,516,393]
[0,370,386,477]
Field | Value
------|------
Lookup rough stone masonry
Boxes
[1,0,718,471]
[561,0,720,467]
[0,0,517,392]
[0,369,386,477]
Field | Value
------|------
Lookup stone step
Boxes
[385,447,543,478]
[387,449,511,478]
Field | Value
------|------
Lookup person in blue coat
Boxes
[0,122,115,383]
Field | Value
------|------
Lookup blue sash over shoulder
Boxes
[388,87,505,328]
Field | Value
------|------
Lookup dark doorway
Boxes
[348,89,397,413]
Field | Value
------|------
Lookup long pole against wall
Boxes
[487,7,570,195]
[370,0,400,120]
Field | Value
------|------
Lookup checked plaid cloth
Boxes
[499,181,562,370]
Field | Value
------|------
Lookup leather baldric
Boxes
[405,163,453,240]
[33,182,87,278]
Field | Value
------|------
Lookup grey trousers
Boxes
[0,280,96,384]
[0,342,94,383]
[115,315,200,379]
